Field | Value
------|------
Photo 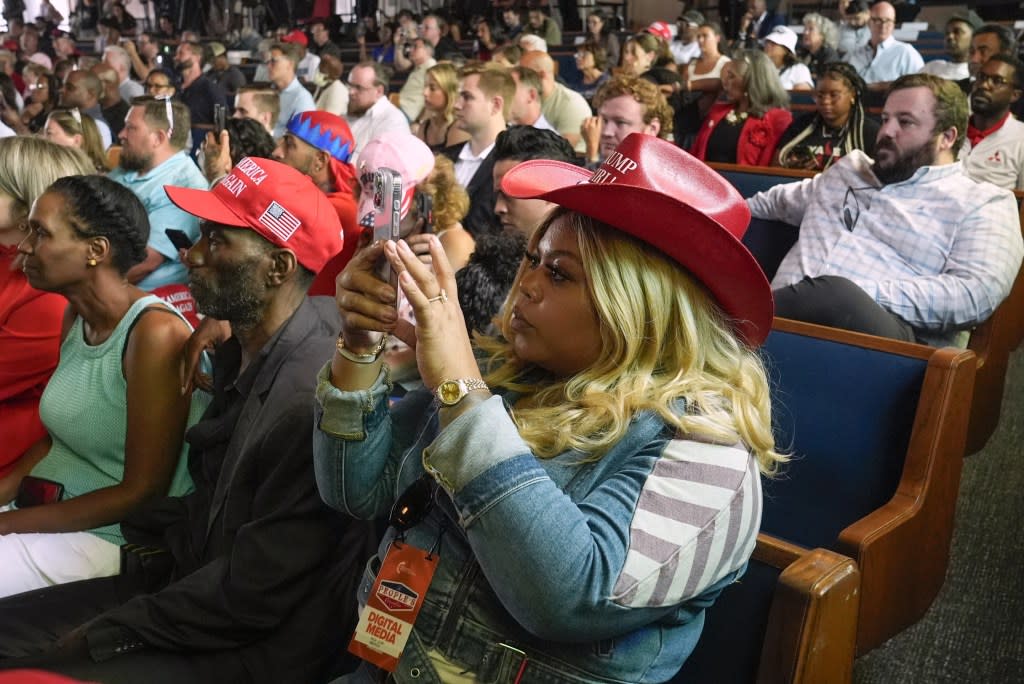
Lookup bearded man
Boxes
[747,73,1023,347]
[0,157,376,684]
[109,96,208,290]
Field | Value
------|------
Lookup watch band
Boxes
[336,334,388,364]
[435,378,489,406]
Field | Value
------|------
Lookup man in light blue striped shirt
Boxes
[749,73,1023,347]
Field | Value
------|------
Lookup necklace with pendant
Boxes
[725,109,749,125]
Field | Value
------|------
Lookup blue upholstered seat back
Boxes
[716,169,802,199]
[758,329,928,550]
[742,217,799,281]
[672,559,779,682]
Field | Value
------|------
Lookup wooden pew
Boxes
[707,162,815,198]
[714,163,1023,455]
[673,535,861,684]
[760,319,976,653]
[962,190,1024,452]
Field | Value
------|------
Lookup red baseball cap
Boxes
[164,157,342,274]
[501,134,773,346]
[281,28,309,46]
[645,21,673,42]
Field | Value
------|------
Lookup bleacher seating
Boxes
[759,318,976,653]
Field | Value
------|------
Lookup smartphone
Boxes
[415,192,434,234]
[213,103,226,135]
[15,475,64,508]
[370,168,402,287]
[165,228,194,251]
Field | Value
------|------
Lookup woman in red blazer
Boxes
[691,50,792,166]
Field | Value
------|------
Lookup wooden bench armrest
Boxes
[756,535,860,684]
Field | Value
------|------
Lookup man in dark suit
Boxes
[442,64,514,237]
[0,158,377,684]
[735,0,786,48]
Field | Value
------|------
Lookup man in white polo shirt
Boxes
[960,54,1024,190]
[345,61,410,164]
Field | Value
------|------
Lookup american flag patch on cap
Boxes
[259,201,301,241]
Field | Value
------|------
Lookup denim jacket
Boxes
[314,365,762,683]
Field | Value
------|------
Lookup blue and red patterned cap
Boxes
[286,110,355,164]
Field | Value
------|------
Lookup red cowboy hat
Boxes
[500,133,773,346]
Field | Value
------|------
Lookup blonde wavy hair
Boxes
[418,155,468,230]
[479,210,785,476]
[0,136,95,222]
[425,62,460,125]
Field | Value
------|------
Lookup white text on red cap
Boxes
[590,151,638,185]
[220,158,269,198]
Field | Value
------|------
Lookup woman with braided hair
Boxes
[0,174,207,598]
[775,61,879,170]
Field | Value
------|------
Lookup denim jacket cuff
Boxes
[315,361,390,440]
[421,396,526,493]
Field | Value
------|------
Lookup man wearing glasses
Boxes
[344,61,409,165]
[846,1,923,90]
[959,54,1024,190]
[747,74,1022,347]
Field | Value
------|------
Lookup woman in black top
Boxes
[775,62,878,171]
[800,13,841,73]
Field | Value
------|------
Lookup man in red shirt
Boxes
[272,110,360,295]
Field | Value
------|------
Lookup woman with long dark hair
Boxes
[586,9,620,69]
[775,62,878,170]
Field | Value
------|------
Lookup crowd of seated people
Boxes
[0,1,1020,681]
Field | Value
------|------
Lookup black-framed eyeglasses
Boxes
[975,73,1013,89]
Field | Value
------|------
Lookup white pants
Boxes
[0,506,121,599]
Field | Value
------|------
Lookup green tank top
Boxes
[32,294,208,545]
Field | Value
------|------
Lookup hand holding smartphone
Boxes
[368,169,402,288]
[415,192,434,234]
[213,103,226,135]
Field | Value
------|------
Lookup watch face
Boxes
[438,380,463,405]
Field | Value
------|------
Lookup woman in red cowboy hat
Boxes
[315,134,784,683]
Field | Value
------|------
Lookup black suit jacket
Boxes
[442,141,500,237]
[89,297,378,683]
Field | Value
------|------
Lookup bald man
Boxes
[846,1,924,89]
[520,50,591,150]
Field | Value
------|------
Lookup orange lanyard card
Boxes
[348,540,439,672]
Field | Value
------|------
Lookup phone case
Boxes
[372,169,403,286]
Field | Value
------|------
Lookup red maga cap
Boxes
[281,28,309,46]
[164,157,342,274]
[501,133,773,346]
[645,21,673,42]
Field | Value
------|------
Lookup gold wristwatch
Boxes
[435,378,489,406]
